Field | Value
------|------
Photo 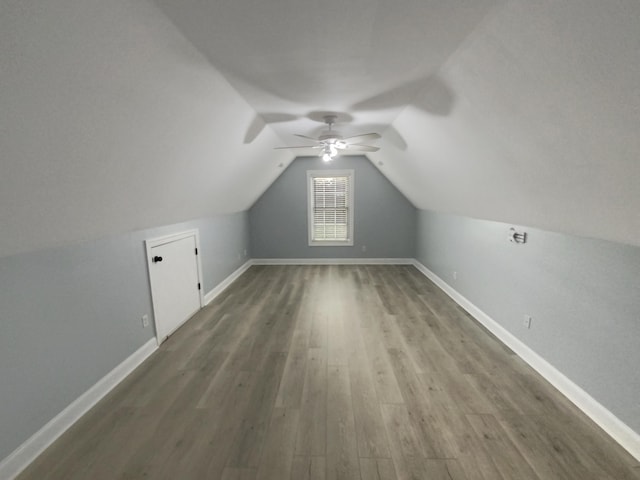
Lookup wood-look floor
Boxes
[17,265,640,480]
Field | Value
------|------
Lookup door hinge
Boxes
[197,282,201,290]
[195,247,198,255]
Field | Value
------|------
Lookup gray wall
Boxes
[250,156,416,258]
[0,212,250,461]
[416,209,640,433]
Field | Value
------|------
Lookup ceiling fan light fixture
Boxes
[321,144,338,162]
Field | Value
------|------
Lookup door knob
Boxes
[153,256,163,263]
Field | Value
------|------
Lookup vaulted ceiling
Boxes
[152,0,502,142]
[153,0,640,247]
[2,0,639,257]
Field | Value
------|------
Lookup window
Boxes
[307,170,354,246]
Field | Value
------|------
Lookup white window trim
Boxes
[307,169,354,247]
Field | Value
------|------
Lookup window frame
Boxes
[307,169,355,247]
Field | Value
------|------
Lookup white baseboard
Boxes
[204,260,253,305]
[251,258,414,265]
[0,338,158,480]
[412,260,640,462]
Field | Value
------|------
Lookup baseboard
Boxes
[251,258,414,265]
[204,259,253,305]
[0,338,158,480]
[412,260,640,462]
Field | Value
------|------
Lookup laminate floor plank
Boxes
[221,468,257,480]
[181,370,261,480]
[275,290,313,408]
[386,347,432,408]
[84,373,205,479]
[290,456,326,480]
[359,323,405,404]
[498,411,599,480]
[15,265,639,480]
[376,313,409,350]
[393,455,474,480]
[380,403,435,459]
[255,407,300,480]
[120,369,257,479]
[534,413,640,480]
[341,289,392,459]
[359,458,397,480]
[295,348,328,456]
[115,350,182,408]
[326,366,360,480]
[421,459,469,480]
[226,352,288,469]
[465,413,540,480]
[327,312,348,366]
[308,309,328,349]
[348,346,391,459]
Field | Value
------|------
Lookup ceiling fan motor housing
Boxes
[319,133,343,143]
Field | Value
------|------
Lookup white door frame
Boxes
[145,229,204,344]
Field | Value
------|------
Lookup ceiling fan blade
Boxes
[345,144,380,152]
[274,145,323,150]
[293,134,321,142]
[342,132,381,143]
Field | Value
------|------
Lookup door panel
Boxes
[148,234,201,342]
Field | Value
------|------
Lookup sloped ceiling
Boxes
[371,1,640,247]
[2,0,639,257]
[0,0,292,258]
[153,0,640,247]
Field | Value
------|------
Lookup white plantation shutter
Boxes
[307,170,354,245]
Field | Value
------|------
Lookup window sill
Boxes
[309,240,354,247]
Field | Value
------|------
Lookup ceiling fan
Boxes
[275,114,381,162]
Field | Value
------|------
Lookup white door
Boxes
[146,231,203,343]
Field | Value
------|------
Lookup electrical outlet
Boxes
[243,249,247,257]
[453,271,457,281]
[523,315,532,329]
[142,314,149,328]
[361,245,367,252]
